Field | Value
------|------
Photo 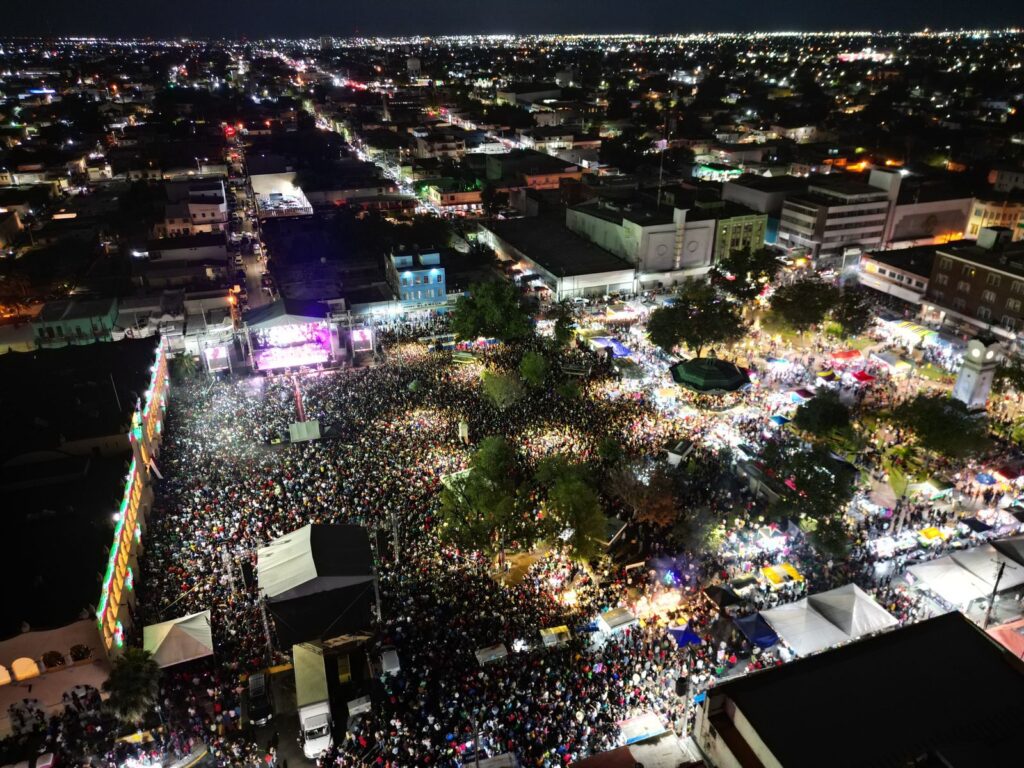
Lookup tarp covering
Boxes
[733,613,779,648]
[258,524,376,646]
[258,524,375,601]
[993,536,1024,568]
[806,584,898,638]
[667,624,702,648]
[851,370,875,383]
[293,642,329,708]
[987,617,1024,658]
[761,584,896,656]
[831,350,862,361]
[908,558,991,606]
[143,611,213,668]
[950,545,1024,590]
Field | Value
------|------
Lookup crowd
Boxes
[16,302,1024,768]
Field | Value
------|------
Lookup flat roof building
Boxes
[695,612,1024,768]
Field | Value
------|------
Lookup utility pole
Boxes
[984,560,1014,629]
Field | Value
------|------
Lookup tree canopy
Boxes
[830,289,874,338]
[450,281,533,342]
[794,390,851,435]
[519,350,548,387]
[646,282,745,357]
[892,394,988,457]
[534,456,607,562]
[437,437,533,559]
[103,647,161,724]
[608,463,678,528]
[481,370,524,410]
[549,300,578,349]
[770,278,841,332]
[711,248,781,303]
[762,442,856,556]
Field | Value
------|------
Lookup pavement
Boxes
[252,666,313,768]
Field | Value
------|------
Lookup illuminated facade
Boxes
[96,337,169,654]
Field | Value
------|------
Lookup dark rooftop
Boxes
[0,454,130,638]
[724,174,810,193]
[570,199,676,227]
[0,337,159,460]
[863,244,938,278]
[484,218,632,277]
[36,297,117,323]
[714,612,1024,768]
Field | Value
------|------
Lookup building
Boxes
[770,123,818,144]
[481,217,635,299]
[858,245,934,304]
[687,200,769,264]
[413,131,467,160]
[0,337,168,668]
[495,83,561,107]
[0,210,24,249]
[922,227,1024,337]
[387,252,448,311]
[32,297,119,347]
[146,232,228,263]
[423,180,482,212]
[965,194,1024,241]
[989,167,1024,193]
[485,150,583,190]
[153,178,229,237]
[777,177,890,267]
[722,175,809,217]
[694,612,1024,768]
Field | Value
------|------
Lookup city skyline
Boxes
[6,0,1024,38]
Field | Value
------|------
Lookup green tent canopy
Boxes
[669,357,750,394]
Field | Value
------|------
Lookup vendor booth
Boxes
[761,563,804,589]
[598,607,638,634]
[733,613,779,649]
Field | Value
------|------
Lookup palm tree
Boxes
[103,647,161,725]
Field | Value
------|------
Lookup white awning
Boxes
[143,611,213,668]
[761,601,850,657]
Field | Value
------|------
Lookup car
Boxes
[247,672,274,726]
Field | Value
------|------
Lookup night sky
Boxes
[5,0,1024,38]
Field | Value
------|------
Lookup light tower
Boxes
[952,339,1000,411]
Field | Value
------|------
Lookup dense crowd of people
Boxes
[12,302,1024,768]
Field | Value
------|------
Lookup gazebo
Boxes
[669,355,750,394]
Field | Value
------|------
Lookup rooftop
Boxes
[36,297,117,323]
[571,199,676,227]
[0,455,131,638]
[724,174,810,193]
[863,244,938,278]
[0,337,158,459]
[711,612,1024,768]
[485,218,632,277]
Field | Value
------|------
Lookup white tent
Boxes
[908,558,991,607]
[761,584,897,657]
[950,545,1024,590]
[760,601,849,657]
[807,584,899,638]
[143,611,214,668]
[257,524,375,601]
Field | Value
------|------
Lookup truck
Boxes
[293,643,333,760]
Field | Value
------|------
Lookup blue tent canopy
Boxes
[770,415,790,426]
[734,613,779,648]
[668,623,702,648]
[591,337,633,358]
[976,473,996,486]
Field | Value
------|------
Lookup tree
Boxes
[519,350,548,387]
[711,248,781,303]
[437,437,534,560]
[609,463,678,527]
[646,282,745,357]
[830,289,873,339]
[481,370,523,410]
[794,390,850,435]
[480,182,501,217]
[893,394,988,457]
[450,281,533,342]
[770,278,841,333]
[535,456,607,562]
[762,442,857,555]
[994,354,1024,394]
[549,300,577,349]
[103,648,161,724]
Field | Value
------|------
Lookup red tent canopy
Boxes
[852,370,875,383]
[988,617,1024,658]
[832,349,862,361]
